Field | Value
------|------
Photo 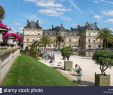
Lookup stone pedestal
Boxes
[64,61,72,70]
[95,73,110,86]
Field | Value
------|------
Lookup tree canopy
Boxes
[39,36,53,48]
[0,5,5,20]
[61,47,73,60]
[92,50,113,75]
[97,28,113,48]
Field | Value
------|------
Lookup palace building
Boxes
[23,20,43,49]
[23,20,103,56]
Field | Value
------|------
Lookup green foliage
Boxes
[39,36,52,48]
[92,50,113,75]
[97,28,113,48]
[24,42,39,59]
[61,47,73,60]
[0,5,5,19]
[29,47,38,59]
[2,55,75,86]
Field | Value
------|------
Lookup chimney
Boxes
[27,20,29,24]
[86,22,89,26]
[52,25,54,29]
[94,22,97,25]
[61,24,63,27]
[37,20,39,24]
[77,25,80,28]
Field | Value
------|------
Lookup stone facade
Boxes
[0,48,20,84]
[23,20,43,49]
[23,20,103,56]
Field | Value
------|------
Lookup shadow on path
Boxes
[73,80,95,86]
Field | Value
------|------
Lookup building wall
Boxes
[23,21,103,54]
[23,28,43,49]
[80,30,103,50]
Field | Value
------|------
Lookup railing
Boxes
[0,48,20,84]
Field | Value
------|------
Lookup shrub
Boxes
[29,47,38,59]
[92,50,113,75]
[61,47,73,60]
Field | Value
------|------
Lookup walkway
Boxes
[40,50,113,86]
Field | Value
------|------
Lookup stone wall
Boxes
[0,48,20,84]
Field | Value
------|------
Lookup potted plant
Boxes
[61,47,73,70]
[92,50,113,86]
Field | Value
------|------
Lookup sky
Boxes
[1,0,113,33]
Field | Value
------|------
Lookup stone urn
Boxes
[95,73,110,86]
[64,61,73,70]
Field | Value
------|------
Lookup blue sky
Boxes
[1,0,113,33]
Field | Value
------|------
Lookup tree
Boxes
[97,28,113,49]
[0,5,5,20]
[56,36,64,49]
[61,47,73,60]
[39,36,52,50]
[92,50,113,75]
[29,46,38,59]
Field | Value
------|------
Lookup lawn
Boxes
[2,55,75,86]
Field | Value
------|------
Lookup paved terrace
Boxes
[40,51,113,86]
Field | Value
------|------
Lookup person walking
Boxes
[52,54,55,62]
[74,64,78,73]
[76,66,82,83]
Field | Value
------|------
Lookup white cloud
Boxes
[37,1,63,8]
[25,0,71,17]
[93,15,101,20]
[105,19,113,23]
[93,0,99,3]
[103,11,113,16]
[99,0,113,5]
[38,9,63,16]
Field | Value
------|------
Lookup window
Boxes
[98,45,101,49]
[32,32,34,35]
[89,34,90,36]
[73,39,76,42]
[88,45,92,49]
[37,38,40,41]
[93,39,96,42]
[69,38,71,42]
[32,38,35,42]
[38,33,40,35]
[27,39,29,42]
[89,39,90,43]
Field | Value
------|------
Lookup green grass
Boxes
[2,55,75,86]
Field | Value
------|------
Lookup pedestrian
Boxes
[49,53,53,63]
[74,64,78,75]
[52,54,55,62]
[76,66,82,83]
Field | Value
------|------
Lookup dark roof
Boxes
[77,22,99,31]
[52,24,66,31]
[24,20,42,29]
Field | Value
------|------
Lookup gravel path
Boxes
[40,51,113,86]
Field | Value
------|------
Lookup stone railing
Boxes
[0,48,20,84]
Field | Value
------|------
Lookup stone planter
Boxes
[95,73,110,86]
[64,61,73,70]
